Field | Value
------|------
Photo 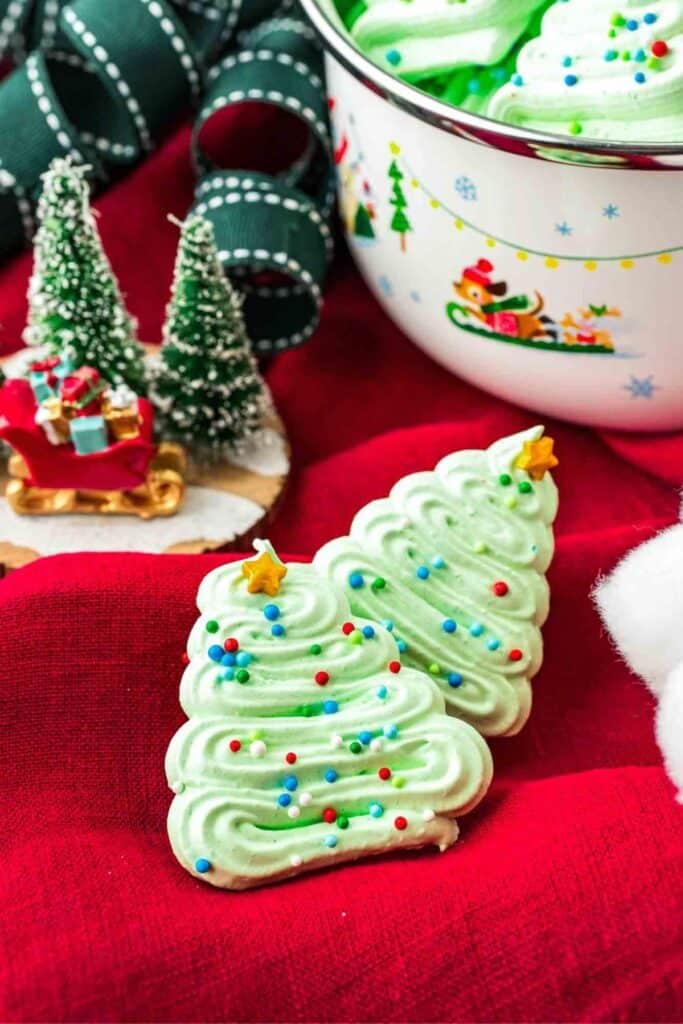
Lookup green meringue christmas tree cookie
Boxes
[166,542,492,890]
[314,427,558,738]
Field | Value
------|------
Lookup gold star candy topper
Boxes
[241,539,287,596]
[514,435,559,481]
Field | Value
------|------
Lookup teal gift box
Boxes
[29,371,56,405]
[71,415,108,456]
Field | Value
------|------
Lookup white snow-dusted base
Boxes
[0,485,264,555]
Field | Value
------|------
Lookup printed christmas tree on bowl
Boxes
[314,427,558,737]
[165,541,492,890]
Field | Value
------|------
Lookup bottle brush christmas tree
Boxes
[152,215,268,454]
[24,158,146,393]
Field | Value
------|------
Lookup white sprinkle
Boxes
[288,806,301,819]
[291,854,302,867]
[370,738,382,752]
[299,792,312,807]
[331,734,343,749]
[250,740,267,757]
[423,809,435,822]
[171,780,185,794]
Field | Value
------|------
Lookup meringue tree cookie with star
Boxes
[313,427,558,738]
[488,0,683,141]
[165,541,492,890]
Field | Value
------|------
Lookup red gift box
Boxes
[30,355,61,389]
[61,366,105,416]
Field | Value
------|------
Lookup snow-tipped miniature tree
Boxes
[152,215,267,453]
[24,158,146,392]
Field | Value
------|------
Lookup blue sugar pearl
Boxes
[511,73,523,86]
[362,625,375,639]
[467,78,481,94]
[626,17,638,30]
[349,571,364,589]
[283,775,298,792]
[448,672,463,688]
[397,639,407,653]
[323,700,339,715]
[634,71,646,83]
[442,618,457,634]
[222,668,235,681]
[416,566,430,579]
[376,685,388,699]
[644,12,657,24]
[359,730,372,745]
[385,48,401,66]
[562,56,573,67]
[221,652,236,667]
[278,793,292,807]
[469,622,484,637]
[271,623,285,637]
[634,48,646,62]
[263,603,280,621]
[604,49,618,61]
[384,724,398,740]
[382,619,395,632]
[487,638,501,651]
[208,644,224,662]
[369,802,384,818]
[195,858,211,873]
[431,556,445,569]
[236,651,252,667]
[564,73,578,86]
[324,835,338,848]
[325,769,338,783]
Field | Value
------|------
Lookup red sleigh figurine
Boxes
[0,363,186,519]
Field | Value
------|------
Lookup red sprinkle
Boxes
[378,767,391,781]
[493,581,509,597]
[342,622,355,635]
[394,816,408,831]
[181,651,190,665]
[229,739,241,753]
[315,670,330,686]
[651,39,668,57]
[509,649,523,662]
[323,807,337,823]
[285,752,297,765]
[224,638,239,652]
[388,661,401,674]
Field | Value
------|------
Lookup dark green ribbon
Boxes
[0,0,333,353]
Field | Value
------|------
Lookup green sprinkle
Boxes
[608,27,617,37]
[647,56,660,69]
[349,630,363,645]
[621,49,631,61]
[610,12,625,26]
[310,643,322,655]
[249,729,263,741]
[569,121,582,136]
[372,577,387,591]
[518,481,533,494]
[499,473,512,486]
[349,740,363,754]
[206,619,219,633]
[392,776,406,789]
[505,496,518,510]
[428,663,441,675]
[474,541,488,554]
[236,669,250,683]
[337,815,349,829]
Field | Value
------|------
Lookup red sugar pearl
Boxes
[342,622,355,635]
[652,40,669,57]
[394,816,408,831]
[229,739,241,753]
[285,752,297,765]
[493,581,509,597]
[378,767,391,781]
[181,651,190,665]
[315,670,330,686]
[224,638,239,652]
[323,807,337,823]
[509,649,523,662]
[388,661,401,674]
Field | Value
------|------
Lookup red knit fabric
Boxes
[1,127,682,1023]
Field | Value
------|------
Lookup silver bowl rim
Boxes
[299,0,683,168]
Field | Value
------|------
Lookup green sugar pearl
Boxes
[309,643,322,655]
[499,473,512,486]
[349,630,363,645]
[392,776,406,789]
[518,481,533,494]
[505,496,518,510]
[205,619,219,633]
[569,121,582,136]
[337,815,349,829]
[474,541,488,554]
[371,577,387,591]
[349,740,363,754]
[428,663,441,675]
[236,669,250,683]
[610,12,626,26]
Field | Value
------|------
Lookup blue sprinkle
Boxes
[448,672,463,688]
[323,700,339,714]
[271,623,285,637]
[492,66,507,82]
[487,638,501,651]
[562,56,573,67]
[376,685,388,699]
[634,48,646,62]
[263,603,280,621]
[283,775,298,792]
[362,625,375,639]
[221,652,236,667]
[358,730,372,745]
[236,651,252,667]
[369,802,384,818]
[195,858,211,873]
[324,835,338,848]
[416,566,430,580]
[349,572,364,589]
[467,78,481,94]
[442,618,457,634]
[626,17,639,30]
[644,12,657,24]
[222,668,235,681]
[511,73,523,86]
[604,49,618,61]
[208,644,224,662]
[634,71,646,83]
[431,556,445,569]
[564,73,578,86]
[384,724,398,740]
[382,619,395,632]
[469,622,484,637]
[397,639,407,653]
[325,769,338,783]
[278,793,292,807]
[385,48,401,66]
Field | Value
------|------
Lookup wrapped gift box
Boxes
[70,414,108,455]
[34,397,71,445]
[29,370,57,405]
[62,367,106,417]
[103,385,140,441]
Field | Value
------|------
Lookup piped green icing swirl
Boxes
[166,560,492,889]
[314,427,558,738]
